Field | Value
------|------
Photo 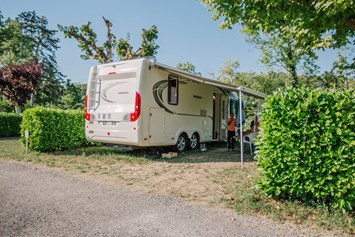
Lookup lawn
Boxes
[0,137,353,235]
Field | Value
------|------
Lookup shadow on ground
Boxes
[79,141,256,164]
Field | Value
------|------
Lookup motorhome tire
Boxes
[189,133,200,150]
[175,133,188,152]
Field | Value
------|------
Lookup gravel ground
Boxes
[0,160,335,237]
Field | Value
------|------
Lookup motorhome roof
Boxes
[151,60,266,99]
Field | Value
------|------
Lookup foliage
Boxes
[0,61,42,106]
[212,59,286,125]
[212,58,289,94]
[211,58,240,84]
[58,79,85,110]
[256,87,355,212]
[34,65,64,106]
[0,112,21,137]
[118,25,159,61]
[176,62,197,73]
[220,166,354,235]
[58,17,116,63]
[0,11,64,107]
[0,16,34,66]
[318,50,355,89]
[202,0,355,51]
[237,71,290,95]
[140,25,159,58]
[116,25,159,61]
[0,97,15,113]
[58,18,159,63]
[17,12,60,60]
[247,33,319,86]
[17,11,65,106]
[20,107,88,152]
[0,12,3,28]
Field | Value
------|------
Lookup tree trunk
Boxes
[30,93,35,107]
[290,64,298,87]
[286,43,299,87]
[14,102,22,114]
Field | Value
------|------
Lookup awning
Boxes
[152,61,266,99]
[151,59,266,168]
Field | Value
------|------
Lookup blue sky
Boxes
[1,0,343,83]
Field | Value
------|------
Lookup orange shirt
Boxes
[228,118,237,131]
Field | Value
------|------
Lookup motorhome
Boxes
[85,58,262,152]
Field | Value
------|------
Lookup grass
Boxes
[0,137,151,172]
[218,166,354,235]
[0,137,353,236]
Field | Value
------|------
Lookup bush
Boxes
[0,113,22,137]
[0,98,15,113]
[20,107,88,152]
[256,87,354,212]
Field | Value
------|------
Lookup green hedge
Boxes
[0,113,22,137]
[20,107,88,152]
[256,88,354,212]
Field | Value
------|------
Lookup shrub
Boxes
[20,107,88,152]
[0,98,15,113]
[256,87,354,212]
[0,113,22,137]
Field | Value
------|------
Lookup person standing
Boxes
[227,112,237,150]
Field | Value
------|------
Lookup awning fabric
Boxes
[152,61,266,99]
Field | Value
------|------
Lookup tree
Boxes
[59,79,85,110]
[117,25,159,60]
[140,26,159,58]
[17,11,65,106]
[17,12,60,63]
[0,12,3,28]
[0,61,42,112]
[176,62,197,73]
[58,18,159,63]
[247,33,319,86]
[0,97,14,113]
[58,17,116,63]
[210,59,240,84]
[318,50,355,89]
[212,59,290,125]
[0,11,64,107]
[212,58,289,94]
[0,17,34,66]
[202,0,355,51]
[332,50,355,88]
[237,71,289,95]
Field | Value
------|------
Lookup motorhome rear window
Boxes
[168,76,178,105]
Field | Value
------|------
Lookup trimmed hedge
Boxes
[20,107,88,152]
[256,88,354,212]
[0,112,22,137]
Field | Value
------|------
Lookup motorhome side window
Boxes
[168,76,178,105]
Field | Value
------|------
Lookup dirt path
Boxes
[0,159,334,237]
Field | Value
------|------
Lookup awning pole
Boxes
[239,89,243,168]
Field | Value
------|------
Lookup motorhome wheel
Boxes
[175,133,188,152]
[189,133,200,150]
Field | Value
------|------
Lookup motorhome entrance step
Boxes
[161,152,178,159]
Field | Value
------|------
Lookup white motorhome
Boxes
[85,58,262,152]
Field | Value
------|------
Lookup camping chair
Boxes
[243,132,258,155]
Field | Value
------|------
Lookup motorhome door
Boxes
[212,93,228,140]
[149,107,165,144]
